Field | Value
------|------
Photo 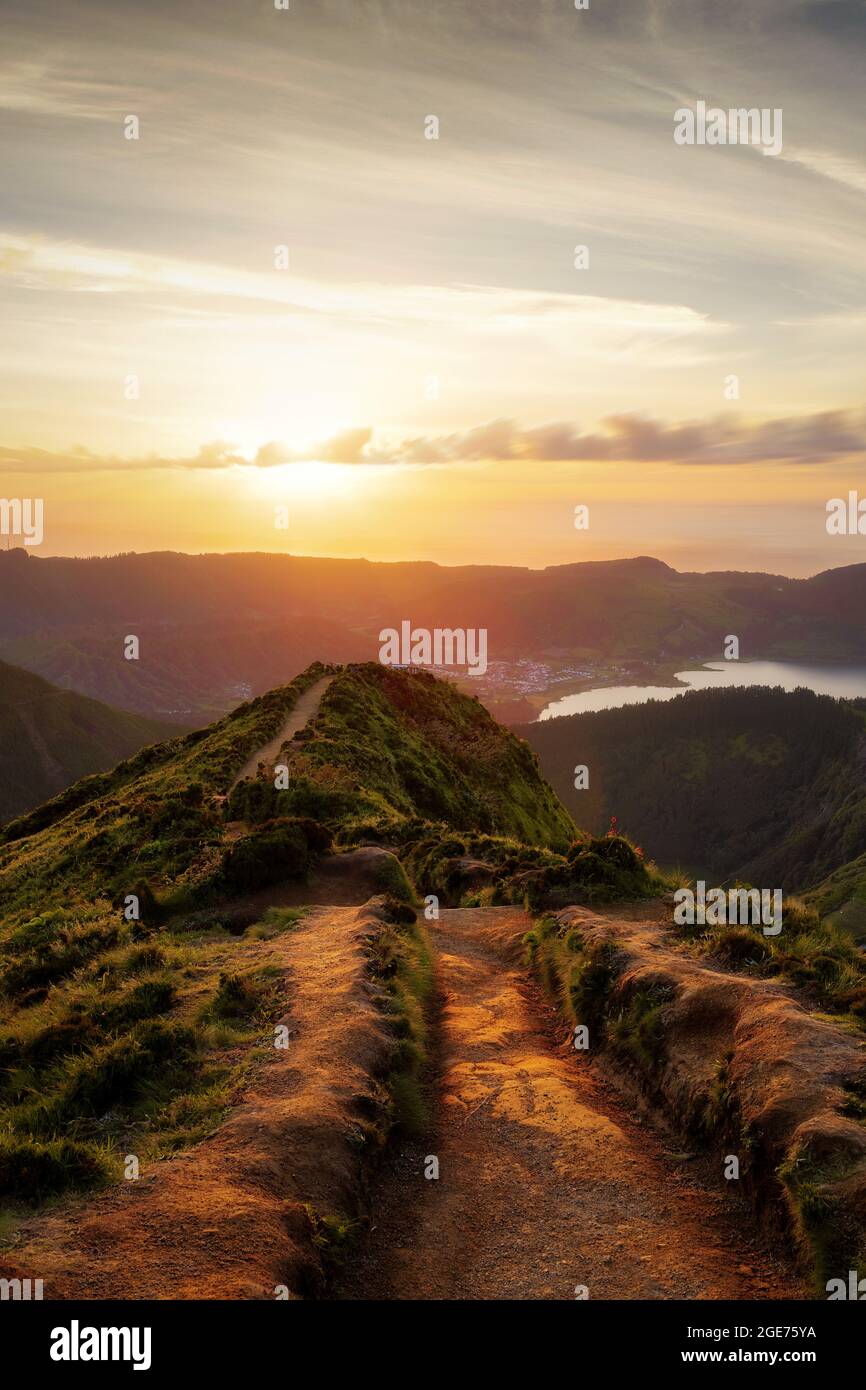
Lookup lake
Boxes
[537,661,866,720]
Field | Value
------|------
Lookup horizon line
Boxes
[2,546,862,584]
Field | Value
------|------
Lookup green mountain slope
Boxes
[0,662,664,1210]
[521,685,866,913]
[0,659,182,823]
[805,851,866,938]
[0,662,574,904]
[229,662,576,849]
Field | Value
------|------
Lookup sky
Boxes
[1,0,865,572]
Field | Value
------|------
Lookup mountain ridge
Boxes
[0,661,661,1226]
[4,549,866,726]
[0,659,182,824]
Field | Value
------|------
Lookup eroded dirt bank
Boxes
[337,907,803,1300]
[550,901,866,1285]
[1,900,400,1300]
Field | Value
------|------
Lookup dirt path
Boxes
[338,907,804,1301]
[3,900,807,1301]
[230,674,334,788]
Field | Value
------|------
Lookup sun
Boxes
[239,458,357,502]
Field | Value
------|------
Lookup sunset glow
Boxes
[1,0,864,572]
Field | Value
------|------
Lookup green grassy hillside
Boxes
[228,662,662,911]
[521,685,866,914]
[228,662,575,850]
[0,661,661,1214]
[803,851,866,939]
[0,659,182,823]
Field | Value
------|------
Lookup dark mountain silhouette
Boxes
[0,658,181,823]
[520,684,866,933]
[4,549,866,723]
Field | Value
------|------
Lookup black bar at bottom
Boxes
[1,1296,855,1376]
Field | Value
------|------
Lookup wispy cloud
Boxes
[275,410,866,467]
[0,441,247,474]
[0,60,133,120]
[0,230,721,341]
[4,410,862,474]
[774,144,866,194]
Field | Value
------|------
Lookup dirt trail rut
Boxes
[3,898,805,1300]
[231,674,334,788]
[340,907,803,1301]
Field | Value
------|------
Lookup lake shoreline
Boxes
[536,659,866,722]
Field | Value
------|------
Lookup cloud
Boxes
[355,410,866,466]
[0,442,247,474]
[0,59,132,120]
[254,429,374,467]
[773,145,866,195]
[0,232,723,357]
[2,410,863,475]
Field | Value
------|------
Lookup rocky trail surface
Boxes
[0,901,805,1301]
[337,907,804,1301]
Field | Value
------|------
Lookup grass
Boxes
[371,853,417,905]
[16,1020,200,1138]
[292,664,576,851]
[0,660,590,1217]
[399,822,668,912]
[839,1078,866,1124]
[202,968,280,1025]
[0,920,298,1208]
[246,906,308,940]
[606,988,668,1071]
[777,1148,866,1294]
[696,1054,737,1138]
[150,1075,238,1152]
[306,1206,360,1274]
[0,1135,115,1202]
[523,916,638,1059]
[0,669,341,1208]
[680,896,866,1034]
[368,905,435,1138]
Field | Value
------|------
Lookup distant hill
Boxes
[519,685,866,926]
[5,549,866,722]
[0,659,182,823]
